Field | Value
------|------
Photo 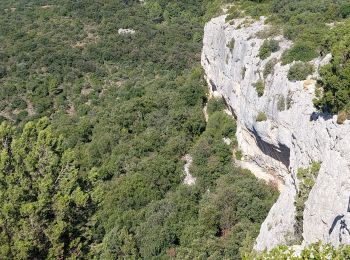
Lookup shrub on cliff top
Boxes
[225,6,242,22]
[282,41,318,64]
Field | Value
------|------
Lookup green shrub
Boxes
[277,95,285,111]
[207,97,226,116]
[259,39,280,60]
[294,162,320,243]
[337,109,350,124]
[253,80,265,97]
[0,116,7,123]
[227,38,235,52]
[243,1,271,18]
[15,110,29,123]
[0,66,6,79]
[263,58,277,78]
[316,20,350,113]
[235,149,242,160]
[256,112,267,122]
[338,4,350,18]
[225,6,242,22]
[10,98,27,110]
[255,26,280,39]
[287,62,314,81]
[282,42,318,64]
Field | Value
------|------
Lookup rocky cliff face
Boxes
[202,15,350,251]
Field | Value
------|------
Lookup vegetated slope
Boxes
[0,0,277,259]
[226,0,350,116]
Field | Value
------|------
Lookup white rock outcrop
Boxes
[118,28,136,35]
[183,154,196,186]
[202,15,350,251]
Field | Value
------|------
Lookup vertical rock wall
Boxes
[201,15,350,250]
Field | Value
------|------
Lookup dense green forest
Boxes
[0,0,278,259]
[2,0,350,258]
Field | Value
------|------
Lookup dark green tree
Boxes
[0,118,96,259]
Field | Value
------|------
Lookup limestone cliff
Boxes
[201,15,350,251]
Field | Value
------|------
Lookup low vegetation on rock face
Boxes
[277,95,286,111]
[227,0,350,115]
[207,97,226,116]
[263,58,278,78]
[259,39,280,60]
[336,109,350,124]
[256,112,267,122]
[253,80,265,97]
[294,162,321,243]
[286,91,294,110]
[281,42,318,65]
[227,38,236,52]
[287,62,314,82]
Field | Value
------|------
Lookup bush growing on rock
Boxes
[287,62,314,81]
[282,42,318,64]
[286,91,293,109]
[225,6,242,22]
[255,26,280,39]
[277,95,286,111]
[263,58,277,78]
[256,112,267,122]
[235,149,243,160]
[207,97,226,116]
[294,162,320,243]
[253,80,265,97]
[259,39,280,60]
[227,38,235,52]
[337,109,350,124]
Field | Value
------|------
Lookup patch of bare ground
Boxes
[25,98,36,116]
[66,102,75,116]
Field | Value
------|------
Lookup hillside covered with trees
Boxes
[3,0,350,258]
[0,0,279,259]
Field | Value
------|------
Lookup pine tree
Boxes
[0,118,96,259]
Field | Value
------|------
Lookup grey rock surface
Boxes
[201,15,350,250]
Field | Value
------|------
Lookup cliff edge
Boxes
[202,15,350,251]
